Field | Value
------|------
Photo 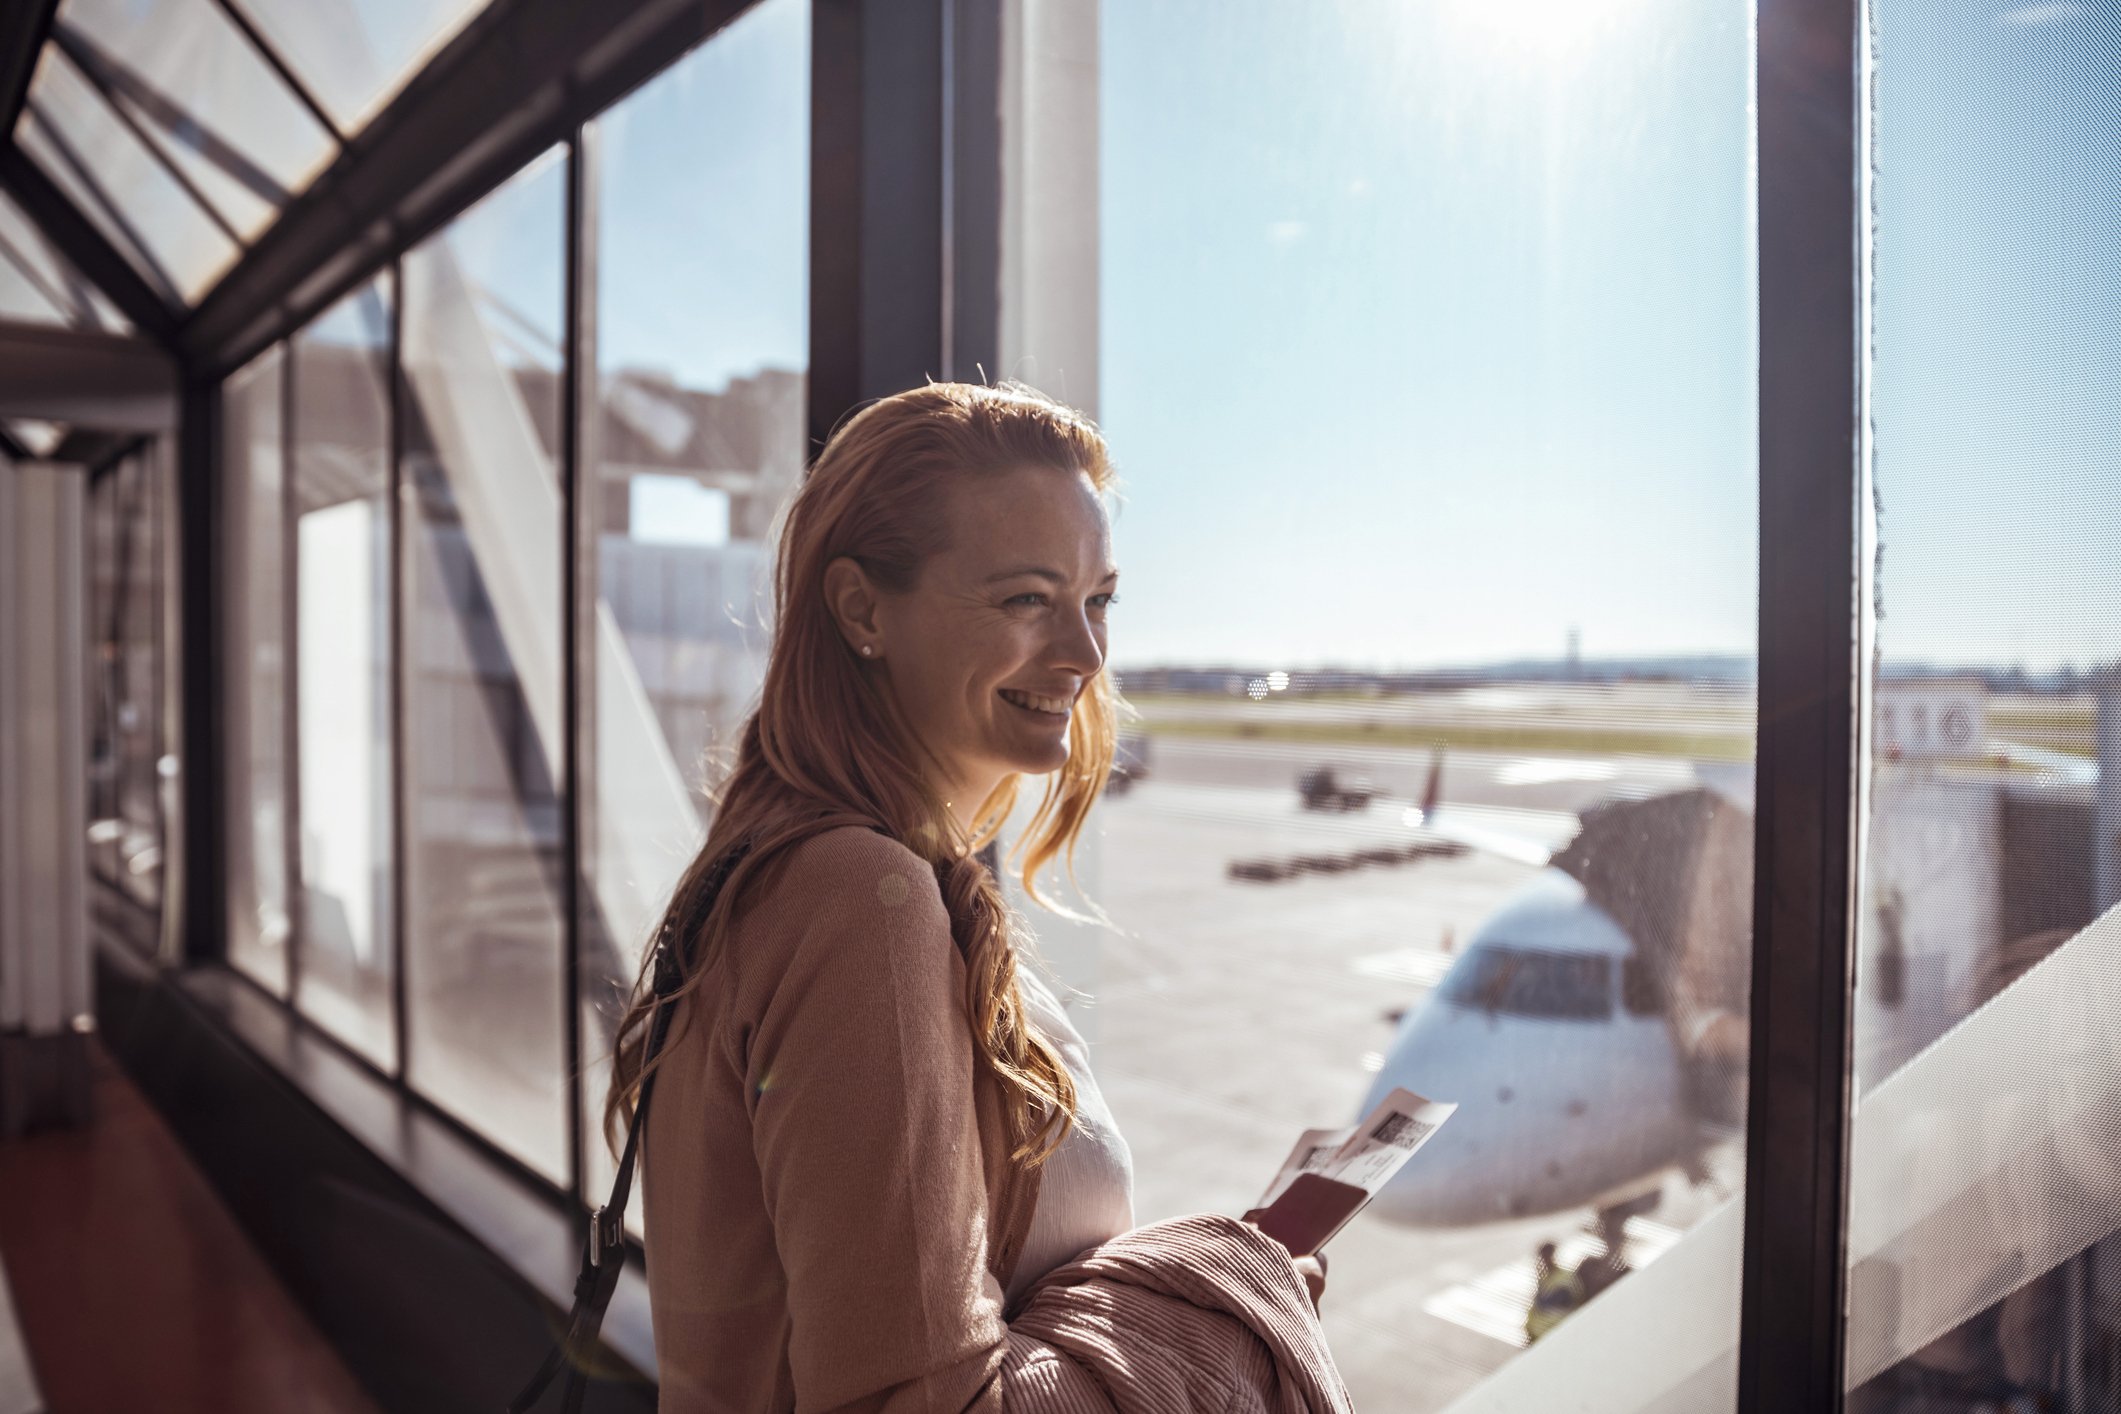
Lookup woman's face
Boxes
[842,463,1117,818]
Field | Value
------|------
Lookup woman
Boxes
[606,382,1328,1412]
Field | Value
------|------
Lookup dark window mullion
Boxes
[388,261,410,1087]
[45,34,250,250]
[282,338,305,1012]
[1738,0,1863,1409]
[561,127,595,1212]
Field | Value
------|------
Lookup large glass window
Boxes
[578,0,809,1203]
[232,0,495,134]
[1847,4,2121,1408]
[50,0,338,241]
[291,275,397,1071]
[223,348,292,996]
[17,45,240,303]
[399,151,568,1180]
[1078,1,1758,1404]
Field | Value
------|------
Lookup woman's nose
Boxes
[1051,605,1105,674]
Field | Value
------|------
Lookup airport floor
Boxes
[0,1042,379,1414]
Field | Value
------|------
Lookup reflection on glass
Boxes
[1848,5,2121,1409]
[85,444,171,916]
[581,0,809,1206]
[0,187,128,330]
[51,0,337,240]
[19,48,239,302]
[292,276,397,1071]
[400,152,567,1180]
[230,0,493,133]
[1088,1,1757,1406]
[224,348,291,996]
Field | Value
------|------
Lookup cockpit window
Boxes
[1441,946,1614,1021]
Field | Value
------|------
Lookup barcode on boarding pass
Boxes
[1370,1114,1436,1149]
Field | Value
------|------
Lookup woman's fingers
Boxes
[1294,1253,1327,1308]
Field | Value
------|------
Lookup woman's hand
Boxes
[1294,1251,1328,1309]
[1241,1211,1328,1310]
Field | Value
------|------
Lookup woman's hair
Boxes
[601,381,1119,1169]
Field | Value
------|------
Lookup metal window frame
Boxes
[561,123,596,1214]
[1737,0,1863,1409]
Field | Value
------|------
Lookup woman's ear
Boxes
[822,555,885,656]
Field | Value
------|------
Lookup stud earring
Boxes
[860,644,874,657]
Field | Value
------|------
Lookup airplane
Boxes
[1354,757,1749,1230]
[1350,721,2103,1236]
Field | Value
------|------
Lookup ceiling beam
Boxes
[0,0,60,140]
[180,0,754,378]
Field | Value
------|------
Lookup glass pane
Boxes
[223,346,291,996]
[0,186,128,331]
[1848,4,2121,1408]
[292,276,397,1071]
[84,444,169,916]
[52,0,338,240]
[19,48,239,303]
[85,462,121,884]
[581,0,809,1208]
[400,151,567,1181]
[1075,2,1758,1406]
[231,0,493,133]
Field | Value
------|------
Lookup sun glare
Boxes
[1434,0,1649,64]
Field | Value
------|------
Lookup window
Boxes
[1440,948,1614,1023]
[399,151,568,1180]
[50,0,336,240]
[1846,3,2121,1406]
[1072,0,1759,1403]
[17,45,240,303]
[231,0,496,134]
[578,0,808,1203]
[84,442,173,917]
[291,275,397,1071]
[223,348,292,996]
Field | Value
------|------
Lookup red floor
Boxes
[0,1043,379,1414]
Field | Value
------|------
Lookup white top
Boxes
[1003,966,1136,1308]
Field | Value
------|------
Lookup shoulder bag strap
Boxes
[508,841,752,1413]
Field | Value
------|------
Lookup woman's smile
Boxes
[999,686,1075,719]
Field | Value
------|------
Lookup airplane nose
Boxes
[1358,1022,1533,1226]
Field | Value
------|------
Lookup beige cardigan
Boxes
[641,825,1348,1413]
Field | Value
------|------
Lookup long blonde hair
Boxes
[602,381,1119,1168]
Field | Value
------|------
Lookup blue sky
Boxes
[581,0,2118,675]
[1098,0,1759,669]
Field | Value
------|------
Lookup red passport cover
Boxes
[1248,1172,1370,1258]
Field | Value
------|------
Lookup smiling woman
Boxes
[577,382,1340,1411]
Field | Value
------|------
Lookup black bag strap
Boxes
[509,842,751,1414]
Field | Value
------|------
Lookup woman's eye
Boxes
[1006,592,1049,607]
[1090,592,1118,610]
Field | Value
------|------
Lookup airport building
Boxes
[1,1,2117,1410]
